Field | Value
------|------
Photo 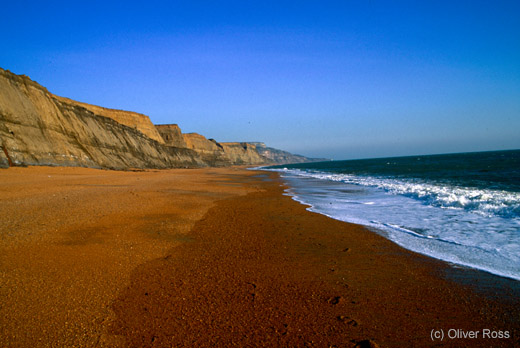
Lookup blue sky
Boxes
[2,1,519,160]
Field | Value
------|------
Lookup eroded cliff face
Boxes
[0,68,313,170]
[248,142,329,164]
[181,133,264,166]
[156,124,187,148]
[0,69,204,169]
[53,95,165,144]
[179,133,269,166]
[220,142,267,165]
[183,133,222,152]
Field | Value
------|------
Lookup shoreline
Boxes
[1,166,518,347]
[264,166,520,283]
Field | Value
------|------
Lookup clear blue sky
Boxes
[2,1,519,160]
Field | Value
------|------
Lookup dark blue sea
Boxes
[261,150,520,281]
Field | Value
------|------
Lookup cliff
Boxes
[53,95,165,144]
[181,133,268,166]
[156,124,187,148]
[0,67,323,170]
[220,142,267,165]
[178,133,229,166]
[0,69,204,169]
[183,133,222,152]
[248,142,329,165]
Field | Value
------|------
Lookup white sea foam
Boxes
[268,168,520,219]
[263,167,520,281]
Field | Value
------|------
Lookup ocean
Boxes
[261,150,520,281]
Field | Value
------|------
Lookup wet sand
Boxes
[0,167,518,347]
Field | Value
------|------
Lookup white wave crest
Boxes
[267,168,520,218]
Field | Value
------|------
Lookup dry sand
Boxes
[0,166,518,347]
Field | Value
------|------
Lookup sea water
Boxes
[260,150,520,281]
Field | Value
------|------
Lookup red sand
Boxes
[0,166,518,347]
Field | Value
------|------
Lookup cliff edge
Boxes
[0,68,323,170]
[156,124,187,148]
[179,133,267,166]
[53,95,165,144]
[220,142,267,165]
[248,142,329,165]
[0,69,204,169]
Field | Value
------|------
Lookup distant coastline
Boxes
[263,149,520,281]
[0,67,321,170]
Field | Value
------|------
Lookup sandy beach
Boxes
[1,166,518,347]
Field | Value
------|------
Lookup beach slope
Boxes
[0,167,518,347]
